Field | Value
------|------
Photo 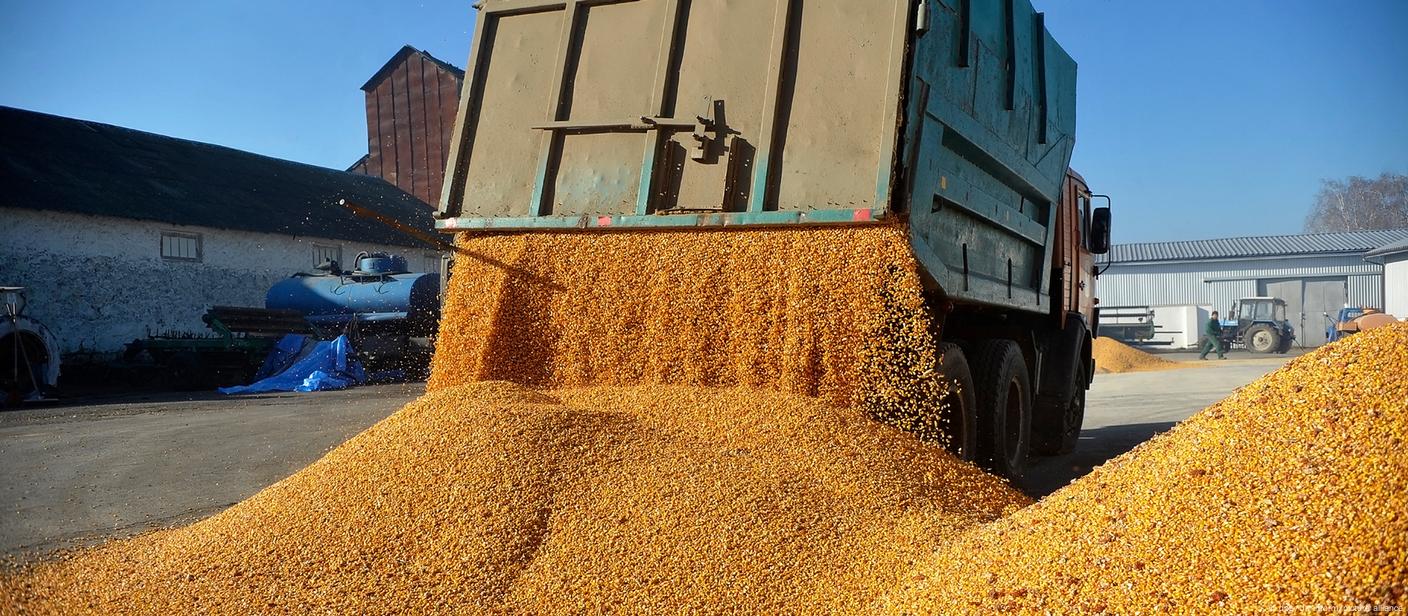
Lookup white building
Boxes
[0,106,441,356]
[1098,229,1408,348]
[1366,239,1408,319]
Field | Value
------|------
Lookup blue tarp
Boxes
[220,334,366,395]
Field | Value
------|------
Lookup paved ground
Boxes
[0,356,1294,560]
[1020,356,1293,497]
[0,384,423,559]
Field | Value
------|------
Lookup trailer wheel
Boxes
[1246,325,1280,354]
[1034,360,1085,456]
[937,343,978,462]
[165,351,211,391]
[973,340,1032,479]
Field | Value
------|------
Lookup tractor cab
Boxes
[1221,297,1296,354]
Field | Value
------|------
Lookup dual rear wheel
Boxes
[938,340,1033,479]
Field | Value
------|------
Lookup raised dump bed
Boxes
[433,0,1112,478]
[435,0,1081,313]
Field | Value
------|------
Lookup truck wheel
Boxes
[973,339,1032,479]
[1033,361,1086,456]
[937,343,978,462]
[1245,325,1280,354]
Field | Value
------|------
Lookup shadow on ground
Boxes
[1020,421,1178,499]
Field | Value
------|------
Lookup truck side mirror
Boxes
[1089,206,1111,254]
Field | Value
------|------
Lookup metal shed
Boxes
[1098,229,1408,348]
[1366,238,1408,319]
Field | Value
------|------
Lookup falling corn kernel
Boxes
[429,226,955,444]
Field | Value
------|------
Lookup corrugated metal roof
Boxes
[0,106,435,247]
[1366,237,1408,258]
[1107,229,1408,264]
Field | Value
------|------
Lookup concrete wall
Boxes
[1385,253,1408,318]
[0,208,441,355]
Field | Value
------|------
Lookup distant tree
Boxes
[1304,172,1408,232]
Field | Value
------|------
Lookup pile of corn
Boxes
[5,227,1406,614]
[431,226,952,442]
[883,323,1408,613]
[0,382,1027,614]
[1091,336,1186,373]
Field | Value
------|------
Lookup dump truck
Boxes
[432,0,1109,478]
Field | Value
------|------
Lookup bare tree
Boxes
[1304,172,1408,233]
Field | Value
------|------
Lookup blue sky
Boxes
[1,0,1405,243]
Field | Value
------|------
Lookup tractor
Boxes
[1219,297,1296,354]
[1325,306,1398,343]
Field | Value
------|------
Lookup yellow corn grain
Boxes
[1091,337,1189,374]
[883,323,1408,613]
[429,226,954,443]
[4,228,1405,615]
[0,383,1026,614]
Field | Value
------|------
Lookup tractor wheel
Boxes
[937,343,978,462]
[1245,325,1281,354]
[1034,360,1086,456]
[973,339,1032,480]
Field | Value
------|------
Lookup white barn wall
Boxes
[1348,275,1383,311]
[0,208,438,355]
[1385,255,1408,318]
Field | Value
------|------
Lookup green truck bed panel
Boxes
[436,0,1077,313]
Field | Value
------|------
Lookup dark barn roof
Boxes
[1107,229,1408,264]
[0,106,436,247]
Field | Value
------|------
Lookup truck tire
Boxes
[973,339,1032,479]
[937,343,978,462]
[1033,360,1086,456]
[1245,325,1280,354]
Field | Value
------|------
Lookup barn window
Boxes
[160,231,202,262]
[312,244,343,269]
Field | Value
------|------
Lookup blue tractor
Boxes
[1219,297,1296,354]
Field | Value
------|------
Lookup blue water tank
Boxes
[355,253,408,275]
[266,259,439,335]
